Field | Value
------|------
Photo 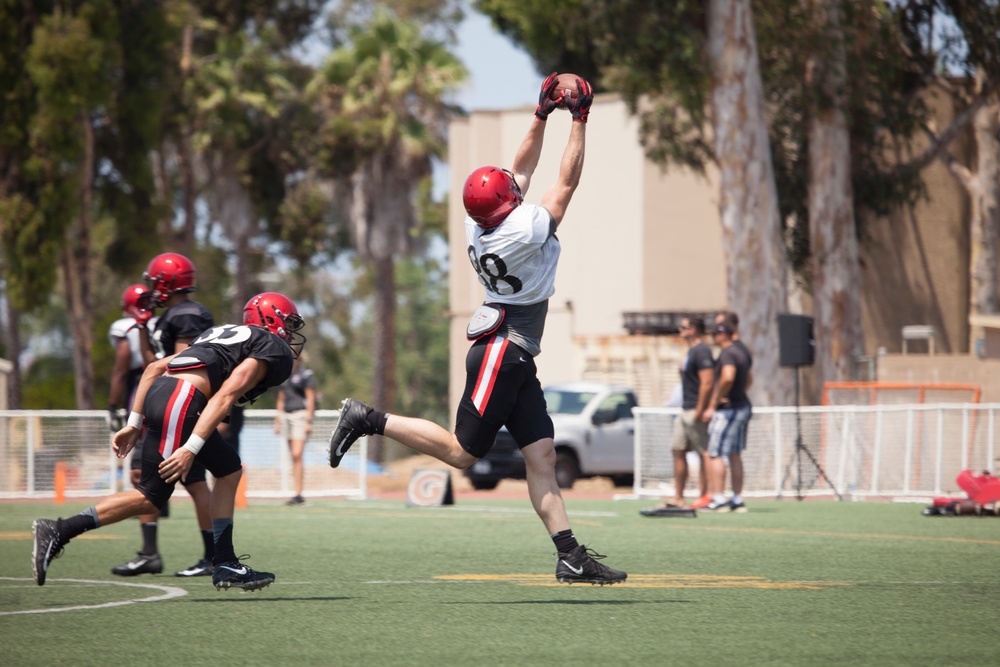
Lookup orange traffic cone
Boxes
[54,461,67,505]
[235,465,248,509]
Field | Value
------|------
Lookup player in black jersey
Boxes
[32,292,305,591]
[112,253,219,579]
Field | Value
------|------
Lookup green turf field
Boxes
[2,497,998,666]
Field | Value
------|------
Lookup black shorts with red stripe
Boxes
[455,334,554,459]
[136,376,241,510]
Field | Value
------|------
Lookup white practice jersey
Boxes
[465,203,560,305]
[108,316,157,371]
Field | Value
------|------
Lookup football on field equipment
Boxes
[463,166,523,229]
[243,292,306,358]
[143,253,196,304]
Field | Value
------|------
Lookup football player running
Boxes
[111,253,219,579]
[32,293,306,592]
[329,74,626,585]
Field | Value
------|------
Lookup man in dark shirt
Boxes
[648,317,714,511]
[702,322,753,512]
[274,358,316,506]
[32,292,305,592]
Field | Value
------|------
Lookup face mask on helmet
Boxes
[462,166,523,228]
[243,292,307,358]
[143,253,197,304]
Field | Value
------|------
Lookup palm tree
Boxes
[309,10,466,461]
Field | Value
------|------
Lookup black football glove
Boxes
[107,406,127,432]
[534,72,561,121]
[565,78,594,123]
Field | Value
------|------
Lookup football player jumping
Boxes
[329,74,627,585]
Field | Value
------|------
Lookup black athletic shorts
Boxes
[135,376,241,510]
[454,334,554,459]
[131,438,208,485]
[129,436,207,484]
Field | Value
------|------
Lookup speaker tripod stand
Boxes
[777,366,843,501]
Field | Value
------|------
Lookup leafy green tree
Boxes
[473,0,992,396]
[308,10,466,460]
[902,2,1000,333]
[1,1,172,408]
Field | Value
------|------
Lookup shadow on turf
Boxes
[190,596,351,602]
[446,599,693,606]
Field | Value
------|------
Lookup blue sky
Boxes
[451,11,538,111]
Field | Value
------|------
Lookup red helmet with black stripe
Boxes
[243,292,306,358]
[143,253,196,305]
[462,166,522,228]
[120,283,155,320]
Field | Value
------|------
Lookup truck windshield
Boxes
[543,390,597,415]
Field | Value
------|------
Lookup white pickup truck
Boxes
[464,381,638,489]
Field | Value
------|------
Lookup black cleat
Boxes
[285,495,305,506]
[32,519,64,586]
[175,558,213,577]
[728,500,748,513]
[212,558,275,592]
[328,398,375,468]
[111,552,164,576]
[555,545,628,586]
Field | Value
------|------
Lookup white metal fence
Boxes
[0,409,368,500]
[634,403,1000,500]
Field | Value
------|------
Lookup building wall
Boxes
[859,84,972,356]
[447,97,726,422]
[447,89,976,418]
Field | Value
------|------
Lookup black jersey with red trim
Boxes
[150,299,214,359]
[166,324,294,405]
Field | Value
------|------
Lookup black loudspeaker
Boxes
[778,314,815,367]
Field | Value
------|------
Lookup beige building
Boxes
[447,95,726,414]
[447,90,980,417]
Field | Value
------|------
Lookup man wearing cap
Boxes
[701,321,753,512]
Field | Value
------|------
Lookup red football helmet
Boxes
[243,292,306,358]
[462,166,522,228]
[143,253,196,304]
[120,283,155,321]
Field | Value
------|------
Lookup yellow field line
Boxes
[663,524,1000,546]
[434,573,848,589]
[0,532,123,541]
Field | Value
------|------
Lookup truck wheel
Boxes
[611,474,634,488]
[470,478,499,491]
[555,452,579,489]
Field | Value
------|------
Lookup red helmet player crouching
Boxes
[32,292,305,592]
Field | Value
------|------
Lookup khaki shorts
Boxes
[670,409,708,453]
[279,410,312,442]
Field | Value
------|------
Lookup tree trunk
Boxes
[369,256,396,464]
[177,129,197,257]
[2,295,22,408]
[211,157,256,322]
[708,0,792,406]
[176,23,196,256]
[806,0,863,387]
[971,81,1000,317]
[64,113,95,409]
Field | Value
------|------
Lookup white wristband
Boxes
[127,412,143,429]
[181,434,206,456]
